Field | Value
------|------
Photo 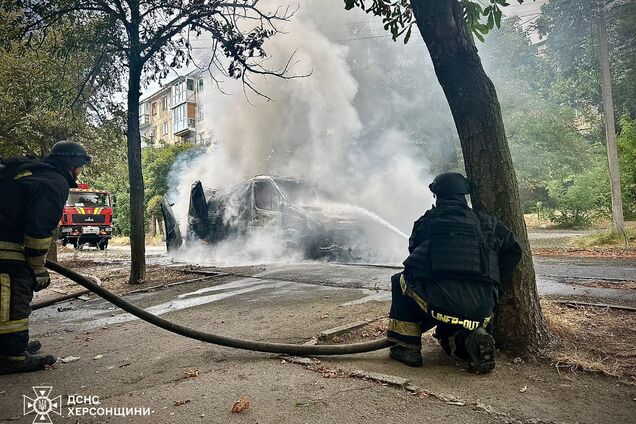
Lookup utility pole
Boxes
[596,0,624,232]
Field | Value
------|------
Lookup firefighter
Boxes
[0,140,91,374]
[387,172,522,373]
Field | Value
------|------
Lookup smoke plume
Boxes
[168,1,453,265]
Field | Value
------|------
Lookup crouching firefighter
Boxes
[0,141,91,374]
[387,172,522,374]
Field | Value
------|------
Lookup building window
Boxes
[162,121,169,136]
[151,102,157,115]
[172,82,186,106]
[187,78,194,91]
[198,104,204,121]
[173,104,187,133]
[162,96,168,111]
[198,79,204,92]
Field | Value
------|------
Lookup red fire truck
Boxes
[59,183,114,249]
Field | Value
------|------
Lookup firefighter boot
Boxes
[0,352,57,375]
[463,328,496,374]
[27,340,42,354]
[389,345,423,367]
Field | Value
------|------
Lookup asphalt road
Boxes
[1,257,634,423]
[76,242,636,305]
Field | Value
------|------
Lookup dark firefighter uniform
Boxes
[387,173,522,373]
[0,141,90,374]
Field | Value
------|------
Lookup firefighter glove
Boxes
[34,271,51,291]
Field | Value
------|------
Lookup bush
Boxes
[545,159,611,228]
[112,191,131,236]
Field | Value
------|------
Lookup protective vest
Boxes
[0,158,42,240]
[403,205,500,284]
[0,157,70,270]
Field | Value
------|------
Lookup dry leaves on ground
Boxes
[184,368,199,378]
[231,396,250,413]
[532,247,636,258]
[542,300,636,379]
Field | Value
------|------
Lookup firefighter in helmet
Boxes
[0,140,91,374]
[387,172,522,373]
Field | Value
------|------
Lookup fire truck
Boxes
[59,183,114,249]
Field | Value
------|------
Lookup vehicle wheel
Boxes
[97,240,109,251]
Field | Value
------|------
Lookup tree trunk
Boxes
[596,1,624,232]
[411,0,550,354]
[151,216,157,237]
[126,58,146,284]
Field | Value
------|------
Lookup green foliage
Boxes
[537,0,636,120]
[88,142,197,236]
[0,11,121,158]
[545,158,611,228]
[142,142,195,220]
[617,115,636,217]
[509,111,593,209]
[112,191,131,236]
[343,0,523,44]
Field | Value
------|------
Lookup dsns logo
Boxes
[23,386,62,424]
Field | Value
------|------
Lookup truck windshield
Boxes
[66,192,110,207]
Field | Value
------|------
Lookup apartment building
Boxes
[139,70,208,145]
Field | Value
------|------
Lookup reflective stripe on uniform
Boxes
[0,318,28,334]
[0,273,10,322]
[400,274,429,312]
[13,170,32,180]
[0,251,26,261]
[388,318,422,337]
[24,235,51,250]
[0,241,23,252]
[0,354,27,361]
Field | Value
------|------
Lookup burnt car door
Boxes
[187,181,210,242]
[251,179,284,228]
[161,196,183,251]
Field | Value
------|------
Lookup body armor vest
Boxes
[0,158,46,244]
[404,205,500,284]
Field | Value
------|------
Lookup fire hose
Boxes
[45,260,394,356]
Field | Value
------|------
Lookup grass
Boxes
[571,224,636,248]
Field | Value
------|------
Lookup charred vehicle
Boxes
[161,176,369,260]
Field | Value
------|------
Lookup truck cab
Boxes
[59,183,114,249]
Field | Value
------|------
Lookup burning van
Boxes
[161,176,372,261]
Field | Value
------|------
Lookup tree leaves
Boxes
[343,0,524,44]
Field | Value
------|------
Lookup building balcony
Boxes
[173,118,196,136]
[139,114,151,128]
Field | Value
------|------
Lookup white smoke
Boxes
[169,0,437,265]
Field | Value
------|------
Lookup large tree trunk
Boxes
[126,57,146,284]
[411,0,550,354]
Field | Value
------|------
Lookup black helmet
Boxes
[47,140,92,167]
[429,172,470,196]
